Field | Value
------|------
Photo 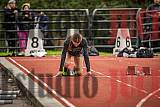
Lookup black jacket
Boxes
[4,8,19,30]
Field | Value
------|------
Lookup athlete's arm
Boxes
[59,40,69,71]
[83,39,90,72]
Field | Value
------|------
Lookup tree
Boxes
[0,0,152,9]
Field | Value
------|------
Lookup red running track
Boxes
[6,56,160,107]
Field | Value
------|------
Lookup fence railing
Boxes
[0,9,90,51]
[91,8,140,51]
[0,8,159,52]
[137,9,160,51]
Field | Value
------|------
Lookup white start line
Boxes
[8,57,160,107]
[86,67,160,107]
[8,57,76,107]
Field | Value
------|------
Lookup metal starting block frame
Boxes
[127,66,151,76]
[62,70,77,76]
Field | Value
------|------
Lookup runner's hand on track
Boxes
[55,71,63,76]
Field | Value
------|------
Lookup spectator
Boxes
[34,10,49,46]
[4,0,19,52]
[17,3,33,55]
[147,0,160,17]
[144,0,160,49]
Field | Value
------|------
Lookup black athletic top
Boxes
[148,3,160,11]
[59,38,90,72]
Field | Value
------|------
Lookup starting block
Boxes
[69,70,76,76]
[142,67,151,75]
[127,66,151,76]
[62,70,77,76]
[63,70,77,76]
[127,66,136,75]
[58,67,81,76]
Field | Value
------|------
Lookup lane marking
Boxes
[8,57,75,107]
[84,67,160,100]
[136,88,160,107]
[10,58,132,61]
[89,68,148,94]
[36,75,160,78]
[87,67,160,106]
[8,57,160,107]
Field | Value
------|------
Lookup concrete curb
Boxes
[0,57,63,107]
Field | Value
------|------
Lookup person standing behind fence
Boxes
[17,3,33,55]
[145,0,160,49]
[4,0,19,52]
[147,0,160,17]
[34,10,49,46]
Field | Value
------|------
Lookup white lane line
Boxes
[90,69,148,94]
[88,68,160,106]
[12,58,122,61]
[94,71,104,75]
[136,88,160,107]
[8,57,75,107]
[12,58,60,61]
[85,67,152,94]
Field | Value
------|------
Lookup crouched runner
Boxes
[57,33,91,76]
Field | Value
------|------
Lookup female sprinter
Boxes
[57,32,91,76]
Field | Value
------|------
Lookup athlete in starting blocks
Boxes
[57,32,91,76]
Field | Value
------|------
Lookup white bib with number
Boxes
[113,28,133,56]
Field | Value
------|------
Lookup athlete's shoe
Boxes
[87,71,92,75]
[75,72,82,76]
[62,71,69,76]
[18,51,25,56]
[69,70,76,76]
[62,67,70,76]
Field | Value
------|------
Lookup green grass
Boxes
[0,50,112,56]
[0,50,62,56]
[46,50,62,56]
[47,50,112,56]
[99,52,112,56]
[0,52,12,56]
[0,50,159,57]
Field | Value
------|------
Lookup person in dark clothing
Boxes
[18,3,33,55]
[57,33,91,76]
[19,3,33,30]
[147,0,160,17]
[144,0,160,49]
[4,0,19,52]
[33,11,49,46]
[34,11,49,31]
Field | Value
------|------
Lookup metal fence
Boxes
[0,8,159,52]
[91,8,140,51]
[0,9,90,51]
[137,9,160,51]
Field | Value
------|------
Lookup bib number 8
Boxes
[31,37,39,48]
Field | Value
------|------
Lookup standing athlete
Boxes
[57,32,91,76]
